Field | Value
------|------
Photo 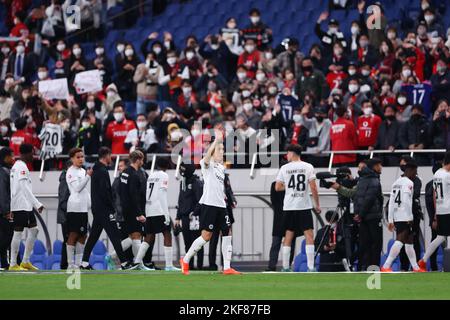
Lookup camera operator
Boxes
[315,210,345,272]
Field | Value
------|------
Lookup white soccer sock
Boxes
[383,240,403,268]
[66,245,75,267]
[422,235,446,262]
[282,246,291,269]
[22,227,38,264]
[134,242,149,264]
[306,245,315,271]
[110,238,132,260]
[164,246,173,268]
[10,231,22,266]
[183,236,207,263]
[221,236,232,270]
[405,244,419,270]
[75,242,85,267]
[132,239,141,258]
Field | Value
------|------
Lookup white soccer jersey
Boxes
[10,160,42,212]
[276,160,316,211]
[433,168,450,215]
[145,170,169,217]
[66,166,91,213]
[198,159,226,208]
[388,176,414,223]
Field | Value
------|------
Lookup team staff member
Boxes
[9,144,44,271]
[66,148,92,269]
[57,160,71,269]
[381,162,423,272]
[419,152,450,271]
[354,158,384,271]
[425,163,441,271]
[0,148,14,269]
[175,163,204,270]
[180,132,240,275]
[80,147,138,270]
[275,144,321,272]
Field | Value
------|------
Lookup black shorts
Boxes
[66,212,88,236]
[437,214,450,236]
[200,204,231,234]
[123,215,144,235]
[145,216,171,234]
[394,221,413,235]
[283,209,314,234]
[12,211,37,229]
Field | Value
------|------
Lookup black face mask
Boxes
[411,114,421,121]
[385,115,395,121]
[316,116,324,123]
[400,164,406,172]
[302,66,313,73]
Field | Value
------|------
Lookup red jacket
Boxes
[237,51,261,79]
[105,119,136,155]
[357,114,382,148]
[330,117,358,164]
[10,129,34,156]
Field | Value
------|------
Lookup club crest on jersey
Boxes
[209,224,214,229]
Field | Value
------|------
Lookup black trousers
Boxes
[181,216,203,269]
[399,215,421,270]
[430,228,439,271]
[60,223,69,269]
[0,217,13,268]
[268,236,296,270]
[82,213,128,264]
[209,228,221,268]
[359,219,382,271]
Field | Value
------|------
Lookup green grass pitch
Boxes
[1,271,450,300]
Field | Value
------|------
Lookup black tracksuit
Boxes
[119,166,145,221]
[0,164,13,268]
[354,167,383,270]
[425,179,439,270]
[177,174,204,269]
[82,161,128,264]
[57,170,69,269]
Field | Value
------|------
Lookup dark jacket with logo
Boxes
[57,170,69,224]
[91,161,115,218]
[0,165,10,216]
[354,167,383,221]
[176,174,203,219]
[119,166,144,217]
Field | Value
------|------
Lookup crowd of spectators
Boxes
[0,0,449,170]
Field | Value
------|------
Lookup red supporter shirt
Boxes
[237,51,261,78]
[10,129,35,156]
[105,120,136,155]
[330,117,358,164]
[356,114,382,148]
[326,71,347,91]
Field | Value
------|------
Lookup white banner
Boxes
[38,78,69,100]
[74,70,103,94]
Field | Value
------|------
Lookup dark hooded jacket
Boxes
[354,167,383,221]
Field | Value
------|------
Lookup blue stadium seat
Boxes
[30,240,47,270]
[89,241,107,270]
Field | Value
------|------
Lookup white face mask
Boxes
[242,90,251,98]
[117,44,125,53]
[191,128,200,137]
[250,16,260,24]
[86,101,95,109]
[268,86,278,95]
[182,87,192,95]
[1,47,10,55]
[329,27,338,34]
[351,26,359,35]
[237,72,247,80]
[361,69,370,77]
[137,121,147,129]
[164,41,171,49]
[16,45,25,54]
[348,69,356,76]
[186,51,195,60]
[81,122,90,129]
[0,125,8,135]
[397,97,407,105]
[61,121,70,130]
[170,130,182,141]
[382,85,390,93]
[256,73,266,82]
[363,107,373,116]
[73,48,81,56]
[387,32,396,40]
[153,46,162,54]
[125,49,134,57]
[293,114,302,124]
[113,112,124,122]
[95,48,104,55]
[57,44,66,52]
[38,71,48,80]
[265,52,273,60]
[107,91,115,98]
[348,84,359,94]
[424,15,434,23]
[402,69,411,78]
[167,57,177,66]
[245,45,255,53]
[243,103,253,112]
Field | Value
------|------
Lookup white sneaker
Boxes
[164,266,181,271]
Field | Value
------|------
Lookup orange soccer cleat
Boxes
[413,267,426,273]
[223,268,242,275]
[418,259,427,271]
[180,257,190,275]
[380,267,392,272]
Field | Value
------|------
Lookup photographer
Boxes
[315,210,345,272]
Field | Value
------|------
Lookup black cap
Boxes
[367,158,382,169]
[289,37,299,47]
[313,105,328,114]
[329,19,339,26]
[336,166,351,175]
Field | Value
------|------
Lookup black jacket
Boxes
[425,180,435,227]
[137,167,149,216]
[270,181,285,237]
[91,161,115,217]
[400,115,429,148]
[57,170,69,224]
[112,176,123,222]
[429,117,450,149]
[0,165,10,216]
[119,166,144,217]
[375,120,403,149]
[354,167,383,221]
[176,174,203,219]
[224,173,236,214]
[411,175,423,220]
